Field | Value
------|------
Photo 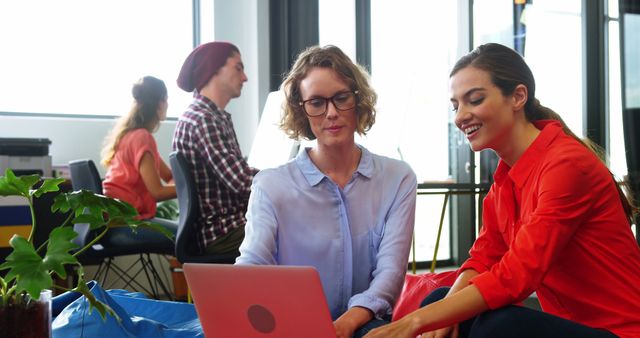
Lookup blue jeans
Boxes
[420,287,618,338]
[352,315,391,338]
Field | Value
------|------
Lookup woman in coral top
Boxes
[366,43,640,338]
[102,76,177,221]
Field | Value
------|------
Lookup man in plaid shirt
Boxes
[173,41,258,254]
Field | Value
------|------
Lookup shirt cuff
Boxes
[469,272,512,309]
[459,260,489,276]
[348,293,391,319]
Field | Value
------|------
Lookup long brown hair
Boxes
[101,76,167,166]
[451,43,636,223]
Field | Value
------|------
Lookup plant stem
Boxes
[60,211,75,228]
[27,196,36,243]
[73,225,109,257]
[52,284,72,293]
[35,212,75,254]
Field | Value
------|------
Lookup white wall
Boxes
[214,0,270,154]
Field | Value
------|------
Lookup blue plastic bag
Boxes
[52,281,203,338]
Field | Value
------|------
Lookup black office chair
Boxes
[68,159,176,299]
[169,151,239,263]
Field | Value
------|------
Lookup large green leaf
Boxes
[0,235,52,299]
[0,228,80,299]
[0,169,38,197]
[33,177,66,198]
[72,213,107,231]
[51,193,71,213]
[42,227,80,279]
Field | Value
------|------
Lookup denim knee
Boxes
[469,307,522,338]
[420,287,450,308]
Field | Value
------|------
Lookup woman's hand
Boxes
[334,307,373,338]
[334,317,356,338]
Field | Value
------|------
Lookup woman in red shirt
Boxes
[366,43,640,338]
[102,76,177,221]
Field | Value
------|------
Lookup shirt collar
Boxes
[493,120,563,187]
[295,145,374,186]
[194,93,231,118]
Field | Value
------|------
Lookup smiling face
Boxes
[299,67,357,149]
[450,66,520,153]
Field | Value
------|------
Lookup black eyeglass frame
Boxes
[298,90,359,117]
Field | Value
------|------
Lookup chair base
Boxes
[88,253,175,300]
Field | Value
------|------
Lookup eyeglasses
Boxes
[299,90,358,117]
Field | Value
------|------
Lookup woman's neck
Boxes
[497,121,541,167]
[309,143,362,189]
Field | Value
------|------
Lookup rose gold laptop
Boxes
[182,263,335,338]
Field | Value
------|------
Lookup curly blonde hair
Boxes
[279,45,377,140]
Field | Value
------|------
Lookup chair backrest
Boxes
[68,159,103,247]
[69,159,103,194]
[169,151,201,263]
[169,151,239,264]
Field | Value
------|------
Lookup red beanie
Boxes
[177,41,239,92]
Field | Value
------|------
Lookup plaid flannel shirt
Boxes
[173,94,258,252]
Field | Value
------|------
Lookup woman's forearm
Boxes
[402,284,488,335]
[447,269,479,296]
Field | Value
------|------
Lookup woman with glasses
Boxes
[365,43,640,338]
[236,45,417,338]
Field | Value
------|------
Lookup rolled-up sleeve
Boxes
[459,191,508,276]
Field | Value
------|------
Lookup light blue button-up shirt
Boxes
[236,146,416,319]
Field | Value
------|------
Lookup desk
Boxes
[413,182,491,273]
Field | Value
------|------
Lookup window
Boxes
[474,0,584,136]
[607,1,627,180]
[524,1,583,137]
[0,1,193,117]
[319,0,356,60]
[370,1,460,263]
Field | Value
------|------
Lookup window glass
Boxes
[0,0,193,117]
[371,1,459,262]
[524,1,583,136]
[623,14,640,109]
[201,0,216,43]
[474,0,513,45]
[474,1,583,137]
[608,20,627,179]
[609,0,619,19]
[319,0,356,60]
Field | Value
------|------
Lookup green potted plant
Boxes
[0,169,173,337]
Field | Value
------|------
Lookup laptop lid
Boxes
[183,263,335,338]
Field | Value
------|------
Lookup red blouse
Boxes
[461,120,640,338]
